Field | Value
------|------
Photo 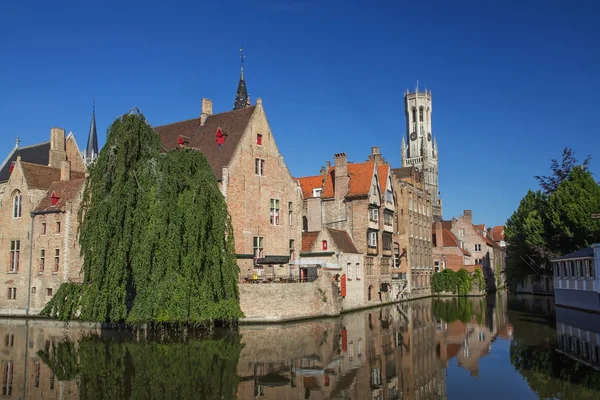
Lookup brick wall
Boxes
[65,135,86,173]
[239,273,342,322]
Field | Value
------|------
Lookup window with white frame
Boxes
[9,240,19,272]
[312,188,322,197]
[474,244,482,252]
[12,191,22,218]
[254,158,265,176]
[7,288,16,300]
[347,263,352,279]
[369,208,379,222]
[288,202,293,226]
[53,249,60,273]
[39,249,45,273]
[269,199,280,225]
[384,211,393,226]
[368,231,377,247]
[253,237,264,258]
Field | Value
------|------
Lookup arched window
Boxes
[368,285,373,301]
[13,191,22,218]
[419,107,424,122]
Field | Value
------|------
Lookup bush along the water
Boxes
[431,268,483,295]
[41,110,242,326]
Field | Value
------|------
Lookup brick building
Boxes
[0,127,87,315]
[432,222,473,272]
[392,167,433,297]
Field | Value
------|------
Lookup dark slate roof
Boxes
[0,142,50,183]
[327,228,360,254]
[154,106,256,180]
[553,247,594,261]
[85,108,99,159]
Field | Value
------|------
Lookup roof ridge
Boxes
[154,106,256,129]
[20,161,60,171]
[19,140,51,150]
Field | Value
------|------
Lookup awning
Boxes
[256,255,290,264]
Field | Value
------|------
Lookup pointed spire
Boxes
[233,47,250,110]
[85,99,99,165]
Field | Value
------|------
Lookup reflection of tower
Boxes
[401,85,443,220]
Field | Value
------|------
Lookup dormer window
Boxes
[216,128,225,146]
[312,188,322,197]
[51,192,59,206]
[322,240,328,251]
[256,134,263,145]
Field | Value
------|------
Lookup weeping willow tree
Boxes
[42,110,241,325]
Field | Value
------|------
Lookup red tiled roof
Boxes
[474,224,485,231]
[378,165,390,193]
[442,229,471,256]
[321,162,375,199]
[35,178,86,212]
[472,224,494,246]
[491,226,505,242]
[154,106,256,180]
[297,175,323,199]
[327,228,359,254]
[302,231,319,252]
[21,162,85,190]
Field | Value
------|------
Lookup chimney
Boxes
[60,160,71,181]
[463,210,473,223]
[49,127,67,168]
[368,146,383,163]
[200,98,213,126]
[334,153,349,199]
[320,166,325,176]
[434,221,443,248]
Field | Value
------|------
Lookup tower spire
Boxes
[85,98,99,165]
[233,47,250,110]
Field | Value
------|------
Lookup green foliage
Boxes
[431,268,476,295]
[473,268,485,291]
[506,149,600,289]
[431,298,476,323]
[40,283,83,320]
[38,334,243,400]
[71,111,241,325]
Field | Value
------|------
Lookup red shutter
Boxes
[341,328,348,352]
[341,274,346,297]
[51,192,59,206]
[322,240,328,250]
[256,134,262,145]
[216,128,225,146]
[177,136,185,146]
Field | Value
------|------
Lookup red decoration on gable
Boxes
[50,192,60,206]
[177,136,185,146]
[216,128,225,146]
[256,134,262,145]
[9,161,15,175]
[322,240,328,250]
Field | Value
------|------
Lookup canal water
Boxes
[2,293,599,399]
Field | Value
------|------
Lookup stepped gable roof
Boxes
[321,161,375,199]
[490,226,505,242]
[0,142,50,183]
[553,247,594,261]
[21,162,85,190]
[35,178,86,212]
[297,175,323,199]
[327,228,359,254]
[154,106,256,180]
[302,231,320,252]
[378,165,390,193]
[442,229,471,256]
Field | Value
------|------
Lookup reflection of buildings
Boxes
[0,320,98,399]
[435,294,511,379]
[555,307,600,371]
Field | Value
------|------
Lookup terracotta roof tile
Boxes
[0,142,51,183]
[378,165,389,193]
[442,229,471,256]
[302,231,319,252]
[154,106,255,180]
[35,178,86,212]
[474,224,485,231]
[490,226,504,242]
[327,228,359,254]
[321,162,375,199]
[472,224,494,246]
[297,175,323,199]
[20,162,84,190]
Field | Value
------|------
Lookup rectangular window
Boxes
[269,199,280,225]
[13,193,22,219]
[54,249,60,273]
[382,234,392,251]
[289,239,295,260]
[381,257,391,275]
[356,263,361,280]
[7,288,16,300]
[9,240,19,272]
[47,288,53,297]
[459,229,465,237]
[475,258,481,264]
[288,202,293,226]
[474,244,482,252]
[347,263,352,279]
[39,249,45,273]
[34,362,40,388]
[368,231,378,247]
[369,208,379,222]
[253,237,264,258]
[42,223,47,235]
[2,361,14,396]
[56,221,61,233]
[384,211,393,226]
[312,188,322,197]
[254,158,265,176]
[365,257,374,276]
[385,190,393,203]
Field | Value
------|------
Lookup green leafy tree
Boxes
[534,147,591,194]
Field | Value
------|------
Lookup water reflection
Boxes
[2,293,600,399]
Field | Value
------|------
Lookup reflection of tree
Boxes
[509,303,600,399]
[431,298,484,323]
[38,334,243,400]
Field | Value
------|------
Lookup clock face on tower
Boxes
[427,132,432,141]
[410,131,417,141]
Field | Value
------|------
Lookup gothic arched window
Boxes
[13,191,22,218]
[419,108,424,122]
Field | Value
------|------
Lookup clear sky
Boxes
[1,0,598,227]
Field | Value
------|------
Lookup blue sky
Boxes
[1,0,598,227]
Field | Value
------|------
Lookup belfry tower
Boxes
[401,85,442,220]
